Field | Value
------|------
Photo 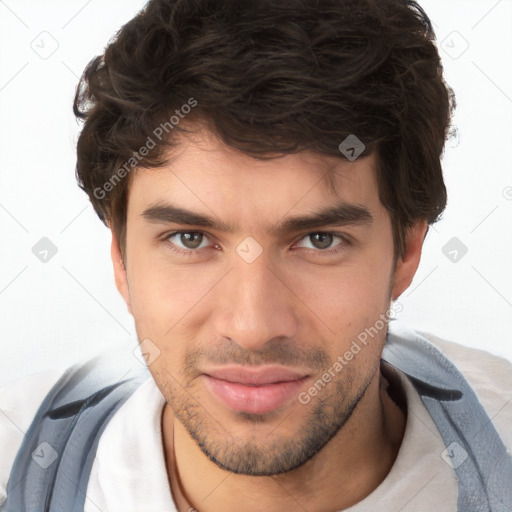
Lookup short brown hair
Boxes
[74,0,456,258]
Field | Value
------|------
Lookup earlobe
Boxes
[391,221,429,300]
[111,230,133,316]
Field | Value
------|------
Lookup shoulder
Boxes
[0,369,67,504]
[419,331,512,395]
[419,330,512,450]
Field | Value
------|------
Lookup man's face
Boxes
[116,127,412,476]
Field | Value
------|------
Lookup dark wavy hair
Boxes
[74,0,455,259]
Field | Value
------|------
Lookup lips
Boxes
[203,366,308,385]
[201,365,310,414]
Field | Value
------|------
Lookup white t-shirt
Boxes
[1,332,511,512]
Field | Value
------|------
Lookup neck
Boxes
[162,367,406,512]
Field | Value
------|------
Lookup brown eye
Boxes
[180,232,204,249]
[309,233,334,249]
[295,232,346,252]
[167,232,209,251]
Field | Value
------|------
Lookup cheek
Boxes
[125,238,175,336]
[126,260,201,387]
[284,255,393,336]
[126,243,223,339]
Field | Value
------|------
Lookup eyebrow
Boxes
[141,201,373,234]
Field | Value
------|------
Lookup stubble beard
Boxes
[165,359,379,476]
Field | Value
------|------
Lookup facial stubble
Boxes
[163,355,380,477]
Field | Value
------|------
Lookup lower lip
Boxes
[203,375,309,414]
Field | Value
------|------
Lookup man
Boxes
[1,0,511,511]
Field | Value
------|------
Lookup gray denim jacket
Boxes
[3,321,512,512]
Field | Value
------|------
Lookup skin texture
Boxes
[111,126,427,511]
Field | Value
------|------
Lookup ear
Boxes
[391,221,429,300]
[111,229,133,316]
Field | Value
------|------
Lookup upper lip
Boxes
[203,366,309,385]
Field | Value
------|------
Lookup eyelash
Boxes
[162,230,351,257]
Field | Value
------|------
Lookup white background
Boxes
[0,0,511,385]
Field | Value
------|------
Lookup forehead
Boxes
[126,127,383,227]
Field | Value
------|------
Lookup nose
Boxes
[211,252,299,352]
